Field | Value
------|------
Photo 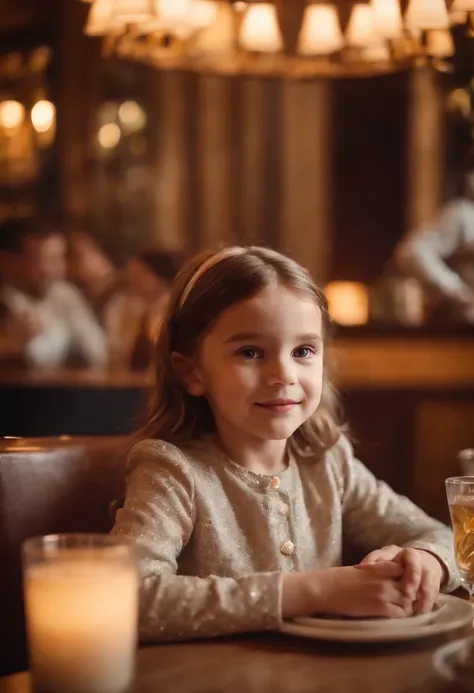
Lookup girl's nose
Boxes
[265,358,296,386]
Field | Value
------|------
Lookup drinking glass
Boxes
[446,477,474,598]
[23,534,138,693]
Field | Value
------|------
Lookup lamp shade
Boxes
[298,4,345,56]
[346,4,379,47]
[371,0,403,39]
[405,0,450,30]
[239,4,283,52]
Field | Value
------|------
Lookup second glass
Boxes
[446,476,474,598]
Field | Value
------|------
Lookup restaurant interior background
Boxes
[0,0,473,521]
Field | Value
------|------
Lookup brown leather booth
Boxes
[0,436,127,676]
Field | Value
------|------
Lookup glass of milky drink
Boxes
[446,474,474,598]
[22,534,139,693]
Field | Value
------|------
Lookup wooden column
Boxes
[406,67,444,230]
[241,78,269,245]
[57,0,100,221]
[153,71,190,250]
[280,79,333,284]
[196,75,234,248]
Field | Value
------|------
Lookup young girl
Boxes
[112,246,458,642]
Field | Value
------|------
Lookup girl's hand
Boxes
[282,562,410,620]
[360,546,444,614]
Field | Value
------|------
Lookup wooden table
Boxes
[0,631,468,693]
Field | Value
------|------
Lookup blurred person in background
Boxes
[0,218,108,369]
[67,230,122,322]
[395,160,474,324]
[105,249,182,371]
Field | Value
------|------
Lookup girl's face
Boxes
[184,282,324,448]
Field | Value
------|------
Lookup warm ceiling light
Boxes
[371,0,403,39]
[155,0,190,25]
[113,0,156,23]
[118,100,147,132]
[140,0,215,37]
[405,0,450,30]
[81,0,465,78]
[0,100,25,129]
[451,0,474,10]
[298,4,345,56]
[239,4,283,53]
[325,281,369,326]
[85,0,114,35]
[31,100,56,133]
[346,4,379,47]
[97,123,121,149]
[188,0,218,29]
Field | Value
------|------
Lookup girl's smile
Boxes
[255,399,302,414]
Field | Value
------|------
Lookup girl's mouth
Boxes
[256,400,301,413]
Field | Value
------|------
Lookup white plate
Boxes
[280,595,473,643]
[433,637,474,690]
[294,603,443,632]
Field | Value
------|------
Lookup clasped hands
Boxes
[358,545,445,617]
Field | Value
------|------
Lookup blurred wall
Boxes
[53,2,444,283]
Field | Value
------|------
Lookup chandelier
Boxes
[79,0,474,78]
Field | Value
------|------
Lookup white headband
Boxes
[178,247,246,309]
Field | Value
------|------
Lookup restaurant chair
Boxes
[0,436,127,676]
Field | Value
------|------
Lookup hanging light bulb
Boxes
[346,4,379,47]
[0,100,25,129]
[298,4,345,56]
[239,4,283,53]
[31,100,56,133]
[371,0,403,39]
[97,123,121,149]
[405,0,450,31]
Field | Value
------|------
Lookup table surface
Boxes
[0,630,469,693]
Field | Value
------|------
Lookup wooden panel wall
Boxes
[406,67,445,231]
[152,72,334,283]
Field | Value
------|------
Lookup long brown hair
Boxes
[137,246,344,458]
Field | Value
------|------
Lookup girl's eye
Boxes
[293,345,316,359]
[237,347,262,360]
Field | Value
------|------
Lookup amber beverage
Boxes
[446,476,474,597]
